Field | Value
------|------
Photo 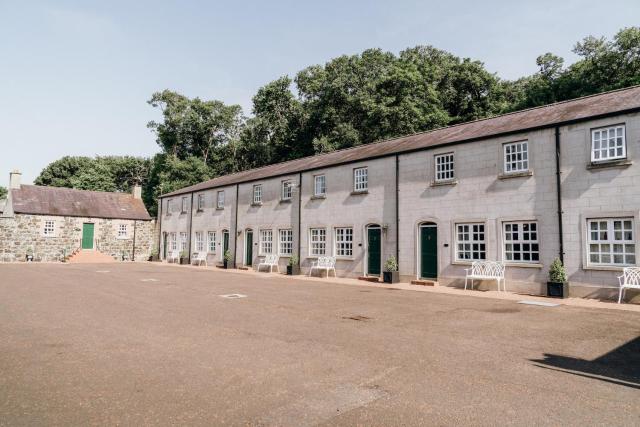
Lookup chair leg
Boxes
[618,287,623,304]
[464,277,468,290]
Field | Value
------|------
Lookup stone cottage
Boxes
[0,170,154,262]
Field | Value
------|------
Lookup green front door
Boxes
[367,227,381,276]
[245,231,253,265]
[420,225,438,279]
[81,223,94,249]
[223,231,229,255]
[163,233,168,259]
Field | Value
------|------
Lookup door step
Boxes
[358,276,381,283]
[237,266,250,271]
[411,279,438,286]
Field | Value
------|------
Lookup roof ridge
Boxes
[20,184,136,197]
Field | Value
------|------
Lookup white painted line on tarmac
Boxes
[140,278,159,282]
[95,270,110,273]
[518,300,559,307]
[219,294,247,299]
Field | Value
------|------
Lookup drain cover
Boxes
[219,294,247,299]
[518,300,559,307]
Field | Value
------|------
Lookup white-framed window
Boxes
[207,231,216,253]
[334,227,353,257]
[117,223,127,239]
[279,229,293,255]
[455,223,486,261]
[180,232,187,251]
[587,218,636,266]
[170,232,177,251]
[314,174,326,197]
[435,153,455,182]
[181,197,188,213]
[591,125,626,162]
[43,220,55,236]
[217,191,225,209]
[503,221,539,263]
[353,167,368,192]
[504,141,529,173]
[197,194,205,210]
[281,180,293,201]
[260,229,273,254]
[166,199,173,216]
[195,231,204,252]
[309,228,327,256]
[253,184,262,204]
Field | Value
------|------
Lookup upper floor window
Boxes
[281,180,293,201]
[181,197,188,213]
[279,229,293,255]
[117,224,127,239]
[217,191,225,209]
[588,218,635,266]
[592,125,626,162]
[334,227,353,258]
[309,228,327,256]
[197,194,205,211]
[43,220,55,236]
[207,231,216,253]
[455,223,486,261]
[260,229,273,254]
[166,199,173,216]
[253,184,262,204]
[195,231,204,252]
[435,153,455,182]
[504,141,528,173]
[353,167,368,192]
[503,221,539,263]
[314,174,326,197]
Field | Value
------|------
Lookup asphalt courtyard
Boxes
[0,263,639,426]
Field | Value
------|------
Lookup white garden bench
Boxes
[618,267,640,304]
[465,261,506,292]
[308,256,337,278]
[258,254,280,273]
[192,252,207,266]
[167,250,179,263]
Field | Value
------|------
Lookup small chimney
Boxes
[9,170,21,189]
[132,184,142,199]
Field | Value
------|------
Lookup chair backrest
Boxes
[265,254,278,264]
[471,261,505,278]
[318,256,336,268]
[195,252,206,260]
[623,267,640,286]
[170,250,179,258]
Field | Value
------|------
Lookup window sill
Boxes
[196,209,204,213]
[279,199,292,204]
[350,190,368,196]
[505,262,543,269]
[451,261,474,266]
[586,159,632,170]
[216,207,224,211]
[335,257,355,261]
[498,170,533,180]
[310,195,326,200]
[430,179,458,187]
[582,264,628,272]
[251,202,263,207]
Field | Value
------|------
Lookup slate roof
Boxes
[10,185,151,221]
[162,85,640,198]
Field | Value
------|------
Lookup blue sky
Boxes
[1,0,639,188]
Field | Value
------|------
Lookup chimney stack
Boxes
[9,170,21,189]
[132,184,142,199]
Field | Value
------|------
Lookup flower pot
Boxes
[25,254,34,262]
[287,265,300,275]
[149,255,160,262]
[547,281,569,298]
[383,271,400,284]
[223,260,228,269]
[179,257,189,265]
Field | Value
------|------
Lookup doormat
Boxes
[518,300,559,307]
[219,294,247,299]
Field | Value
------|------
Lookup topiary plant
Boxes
[384,256,398,272]
[549,258,567,283]
[288,255,299,266]
[223,250,232,262]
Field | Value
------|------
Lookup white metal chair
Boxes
[258,254,279,273]
[167,250,179,263]
[618,267,640,304]
[465,261,506,292]
[308,256,337,278]
[192,252,207,266]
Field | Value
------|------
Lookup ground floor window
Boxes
[279,229,293,255]
[503,221,539,263]
[208,231,216,253]
[170,233,177,251]
[260,229,273,254]
[180,232,187,252]
[309,228,326,256]
[334,227,353,257]
[588,218,636,266]
[195,232,204,252]
[456,223,486,261]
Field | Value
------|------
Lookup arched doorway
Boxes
[418,223,438,279]
[366,224,382,277]
[245,229,254,266]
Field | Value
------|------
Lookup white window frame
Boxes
[353,167,368,192]
[503,221,539,263]
[170,232,177,251]
[179,232,187,252]
[455,223,486,261]
[207,231,216,253]
[117,223,128,239]
[587,218,636,267]
[435,153,455,182]
[278,229,293,256]
[281,180,293,201]
[260,229,273,254]
[217,191,225,209]
[334,227,353,258]
[503,141,529,174]
[197,194,205,211]
[309,228,327,256]
[166,199,173,216]
[43,220,55,237]
[314,174,326,197]
[591,125,626,162]
[253,184,262,204]
[181,197,188,213]
[195,231,204,252]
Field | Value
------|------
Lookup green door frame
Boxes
[81,223,95,249]
[366,226,382,276]
[419,224,438,279]
[245,230,253,265]
[222,230,229,260]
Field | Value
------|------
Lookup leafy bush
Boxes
[549,258,567,283]
[223,250,232,262]
[384,256,398,272]
[288,255,299,266]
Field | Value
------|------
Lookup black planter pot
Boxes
[383,271,400,284]
[149,255,160,262]
[287,265,300,275]
[179,257,189,265]
[223,260,228,269]
[547,281,569,298]
[25,254,34,262]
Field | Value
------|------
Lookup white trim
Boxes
[591,124,626,162]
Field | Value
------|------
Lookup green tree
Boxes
[0,186,7,199]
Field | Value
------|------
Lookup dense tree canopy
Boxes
[35,27,640,215]
[0,186,6,200]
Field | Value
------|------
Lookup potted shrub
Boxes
[547,257,569,298]
[287,255,300,275]
[25,248,34,262]
[179,250,189,265]
[223,250,231,269]
[383,256,400,284]
[149,248,159,262]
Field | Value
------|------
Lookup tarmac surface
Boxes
[0,263,639,426]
